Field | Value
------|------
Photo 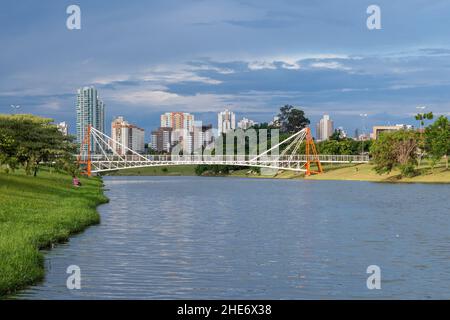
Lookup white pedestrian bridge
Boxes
[77,126,369,176]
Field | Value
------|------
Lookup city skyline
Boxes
[3,1,450,136]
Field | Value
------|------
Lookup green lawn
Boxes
[0,168,107,297]
[102,165,197,176]
[305,163,450,183]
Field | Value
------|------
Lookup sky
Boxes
[1,0,450,138]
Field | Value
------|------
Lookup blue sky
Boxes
[1,0,450,138]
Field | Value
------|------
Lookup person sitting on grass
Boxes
[72,176,82,187]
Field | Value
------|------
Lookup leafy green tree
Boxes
[277,105,310,134]
[0,114,76,176]
[0,132,18,172]
[425,116,450,169]
[370,130,419,176]
[415,112,434,128]
[313,138,372,155]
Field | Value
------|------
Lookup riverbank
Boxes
[104,163,450,184]
[0,168,108,297]
[304,163,450,183]
[104,165,197,176]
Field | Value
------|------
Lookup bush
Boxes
[399,163,417,178]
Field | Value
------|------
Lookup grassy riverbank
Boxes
[103,165,197,176]
[103,162,450,183]
[0,168,108,297]
[304,163,450,183]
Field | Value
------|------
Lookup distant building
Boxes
[76,86,105,153]
[371,124,413,140]
[316,114,334,141]
[161,112,194,132]
[269,116,280,127]
[357,133,371,141]
[151,127,173,153]
[111,116,145,155]
[237,118,256,130]
[191,123,214,153]
[160,112,195,150]
[337,126,347,139]
[57,121,68,136]
[218,109,236,135]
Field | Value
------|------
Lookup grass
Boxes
[226,161,450,184]
[104,161,450,184]
[103,165,197,176]
[0,167,108,297]
[305,163,450,183]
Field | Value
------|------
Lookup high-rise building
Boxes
[237,118,256,130]
[57,121,68,136]
[76,86,105,152]
[218,109,235,135]
[160,112,195,150]
[151,127,173,153]
[191,123,214,153]
[316,114,334,141]
[160,112,195,132]
[111,116,145,155]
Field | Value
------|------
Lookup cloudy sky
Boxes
[1,0,450,137]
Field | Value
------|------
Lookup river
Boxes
[15,176,450,299]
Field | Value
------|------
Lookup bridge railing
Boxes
[80,154,369,163]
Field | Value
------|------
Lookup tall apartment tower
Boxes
[151,127,173,153]
[111,116,145,155]
[218,109,235,135]
[316,114,334,141]
[76,86,105,152]
[160,112,195,132]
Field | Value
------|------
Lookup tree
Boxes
[0,114,76,176]
[370,130,419,177]
[425,116,450,169]
[0,131,18,172]
[415,112,434,128]
[277,105,310,134]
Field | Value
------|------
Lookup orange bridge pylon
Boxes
[77,125,92,177]
[305,127,323,176]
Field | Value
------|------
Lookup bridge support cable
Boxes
[249,128,307,163]
[91,128,125,162]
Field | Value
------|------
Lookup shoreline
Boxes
[0,169,108,298]
[103,163,450,184]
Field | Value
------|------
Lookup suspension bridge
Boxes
[77,126,369,176]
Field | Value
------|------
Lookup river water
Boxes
[15,176,450,299]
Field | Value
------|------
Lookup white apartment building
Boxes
[76,86,105,152]
[316,114,334,141]
[237,118,256,130]
[218,109,236,135]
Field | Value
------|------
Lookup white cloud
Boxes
[248,61,277,70]
[187,64,235,74]
[310,61,351,71]
[111,89,234,112]
[92,75,131,85]
[281,62,301,70]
